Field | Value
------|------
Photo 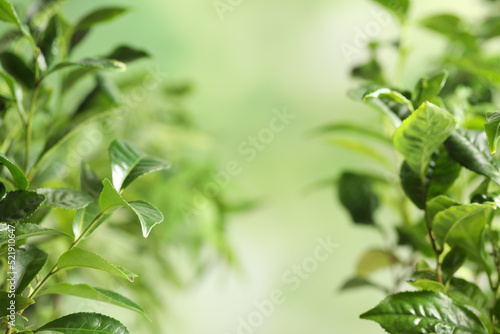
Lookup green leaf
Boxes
[363,88,414,113]
[420,14,478,50]
[325,137,393,168]
[396,222,435,258]
[448,278,490,317]
[433,204,494,264]
[371,0,409,22]
[39,283,148,318]
[445,130,500,184]
[427,195,461,224]
[0,191,46,223]
[45,58,126,79]
[340,277,389,294]
[400,147,461,209]
[0,181,5,199]
[360,291,489,334]
[0,291,34,316]
[0,0,36,52]
[0,51,35,88]
[36,312,130,334]
[406,279,445,292]
[484,111,500,154]
[351,59,386,84]
[441,248,467,283]
[337,172,379,225]
[109,139,145,190]
[0,152,29,190]
[70,7,129,51]
[0,223,69,246]
[122,157,170,190]
[393,102,456,178]
[14,245,47,294]
[36,188,93,210]
[106,45,150,63]
[481,16,500,40]
[39,15,61,67]
[0,72,25,116]
[57,247,137,281]
[311,122,391,144]
[99,179,164,237]
[356,249,398,277]
[412,71,448,108]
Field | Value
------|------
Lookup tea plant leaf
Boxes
[0,152,29,190]
[420,14,478,50]
[45,58,126,78]
[122,157,170,190]
[406,279,445,292]
[352,59,386,84]
[0,182,5,199]
[14,245,48,294]
[36,312,130,334]
[444,130,500,184]
[360,291,489,334]
[36,188,93,210]
[0,0,36,51]
[0,72,25,116]
[396,222,435,258]
[363,88,414,113]
[412,71,448,108]
[0,191,46,223]
[400,147,461,209]
[39,283,148,318]
[448,278,490,317]
[356,249,398,277]
[70,7,129,51]
[311,122,391,144]
[0,223,69,246]
[427,195,462,224]
[0,291,34,316]
[371,0,409,23]
[99,179,164,237]
[340,277,389,294]
[484,111,500,154]
[441,247,467,283]
[57,247,137,281]
[393,102,456,178]
[106,45,150,63]
[433,204,494,263]
[0,51,35,88]
[481,16,500,40]
[338,172,379,225]
[109,139,145,190]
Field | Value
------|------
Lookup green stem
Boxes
[422,183,443,283]
[26,211,105,302]
[24,82,41,175]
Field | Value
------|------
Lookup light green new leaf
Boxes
[371,0,409,23]
[412,71,448,108]
[340,277,389,294]
[37,188,93,210]
[445,130,500,184]
[406,279,445,292]
[360,291,488,334]
[39,283,148,318]
[0,291,34,316]
[36,312,129,334]
[0,223,69,246]
[0,72,25,117]
[57,247,137,281]
[14,245,48,294]
[393,102,456,178]
[433,204,494,263]
[484,111,500,154]
[0,191,46,223]
[99,179,164,237]
[0,153,28,190]
[363,88,414,113]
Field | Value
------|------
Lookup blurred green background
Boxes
[14,0,483,332]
